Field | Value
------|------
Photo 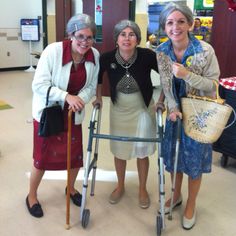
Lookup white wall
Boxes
[47,0,55,15]
[73,0,83,15]
[136,1,148,13]
[0,0,43,68]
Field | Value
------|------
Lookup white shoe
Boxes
[158,195,182,215]
[182,210,196,230]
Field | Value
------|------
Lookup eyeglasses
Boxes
[73,34,94,43]
[119,32,137,39]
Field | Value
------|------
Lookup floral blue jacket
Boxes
[156,35,220,112]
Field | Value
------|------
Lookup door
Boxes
[211,0,236,77]
[42,0,72,48]
[55,0,72,42]
[83,0,134,95]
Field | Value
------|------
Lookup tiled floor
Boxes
[0,71,236,236]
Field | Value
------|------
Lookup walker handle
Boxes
[176,117,181,141]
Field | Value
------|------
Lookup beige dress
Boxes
[110,90,156,160]
[109,49,157,160]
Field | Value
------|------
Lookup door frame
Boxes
[129,0,136,21]
[42,0,48,48]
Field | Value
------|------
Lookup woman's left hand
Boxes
[169,110,182,122]
[172,62,189,79]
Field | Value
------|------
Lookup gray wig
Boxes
[113,20,141,44]
[66,13,96,36]
[159,3,194,30]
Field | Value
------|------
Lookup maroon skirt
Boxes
[33,111,83,170]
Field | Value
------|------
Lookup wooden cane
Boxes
[65,109,73,230]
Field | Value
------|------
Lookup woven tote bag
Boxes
[181,81,233,143]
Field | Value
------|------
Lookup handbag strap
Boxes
[45,86,52,106]
[187,80,225,105]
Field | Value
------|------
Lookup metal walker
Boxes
[66,105,181,236]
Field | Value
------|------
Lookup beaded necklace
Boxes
[115,49,137,79]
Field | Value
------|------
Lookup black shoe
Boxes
[65,188,82,207]
[26,196,43,218]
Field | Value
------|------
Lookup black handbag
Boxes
[38,86,64,137]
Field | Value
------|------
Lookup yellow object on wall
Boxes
[47,15,56,44]
[203,0,214,8]
[135,13,148,48]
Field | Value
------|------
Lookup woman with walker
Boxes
[156,3,220,229]
[93,20,161,209]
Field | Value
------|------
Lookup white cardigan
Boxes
[32,41,100,124]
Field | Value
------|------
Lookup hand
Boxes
[155,102,166,112]
[169,110,182,122]
[65,94,85,112]
[172,63,189,79]
[92,97,103,108]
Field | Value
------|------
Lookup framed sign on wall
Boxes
[20,19,40,41]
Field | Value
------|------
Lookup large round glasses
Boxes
[73,34,94,43]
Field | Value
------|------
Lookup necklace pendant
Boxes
[124,64,129,69]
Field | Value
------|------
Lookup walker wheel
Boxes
[81,209,90,228]
[156,215,162,236]
[220,154,228,168]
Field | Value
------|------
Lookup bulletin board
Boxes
[20,19,40,41]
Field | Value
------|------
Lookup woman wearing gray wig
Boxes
[26,13,99,218]
[66,13,96,36]
[156,2,220,230]
[113,20,141,44]
[93,20,160,209]
[159,2,194,31]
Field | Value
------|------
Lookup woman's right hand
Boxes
[155,102,166,112]
[65,94,85,112]
[172,62,190,79]
[169,110,182,122]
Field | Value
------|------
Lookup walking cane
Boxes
[168,117,181,221]
[66,109,73,229]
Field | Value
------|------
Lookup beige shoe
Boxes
[182,209,196,230]
[139,195,150,209]
[109,189,124,204]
